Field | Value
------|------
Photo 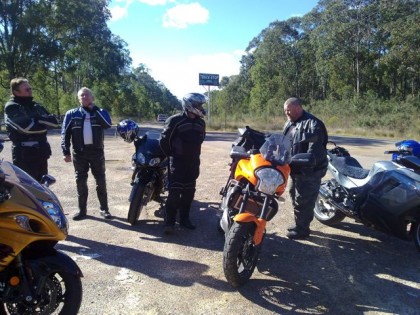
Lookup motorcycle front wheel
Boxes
[412,221,420,253]
[314,194,346,225]
[223,221,260,288]
[128,181,154,225]
[1,271,82,315]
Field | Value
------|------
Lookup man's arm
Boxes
[60,111,72,156]
[92,106,112,129]
[159,119,174,157]
[35,104,59,129]
[5,102,46,134]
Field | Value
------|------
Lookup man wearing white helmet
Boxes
[159,93,207,234]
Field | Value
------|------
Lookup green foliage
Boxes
[209,0,419,138]
[0,0,179,121]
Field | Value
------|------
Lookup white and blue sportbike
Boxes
[314,140,420,252]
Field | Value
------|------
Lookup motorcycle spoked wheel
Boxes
[127,181,155,225]
[1,271,82,315]
[223,221,260,288]
[314,194,346,226]
[412,221,420,253]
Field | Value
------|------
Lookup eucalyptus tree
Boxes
[247,20,302,115]
[0,0,56,81]
[377,0,419,98]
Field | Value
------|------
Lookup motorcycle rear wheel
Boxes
[1,271,82,315]
[314,195,346,225]
[223,222,259,288]
[128,182,154,225]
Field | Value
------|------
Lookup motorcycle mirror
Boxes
[41,174,56,187]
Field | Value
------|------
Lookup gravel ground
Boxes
[2,125,418,315]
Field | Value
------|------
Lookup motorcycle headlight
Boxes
[40,200,68,232]
[149,157,161,166]
[255,168,284,195]
[135,152,146,165]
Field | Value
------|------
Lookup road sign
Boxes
[199,73,219,86]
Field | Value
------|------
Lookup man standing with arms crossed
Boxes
[4,77,59,182]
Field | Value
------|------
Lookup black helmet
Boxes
[116,119,138,143]
[182,93,207,118]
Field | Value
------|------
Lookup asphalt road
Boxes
[1,125,418,315]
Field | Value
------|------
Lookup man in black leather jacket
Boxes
[159,93,206,234]
[61,87,112,220]
[283,97,328,239]
[4,78,59,182]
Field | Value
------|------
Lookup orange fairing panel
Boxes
[234,154,271,186]
[234,153,291,195]
[233,213,267,245]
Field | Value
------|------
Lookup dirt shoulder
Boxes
[2,127,418,315]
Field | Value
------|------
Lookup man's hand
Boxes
[63,155,72,163]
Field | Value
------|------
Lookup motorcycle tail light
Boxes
[255,168,284,195]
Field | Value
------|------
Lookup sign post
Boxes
[199,73,219,124]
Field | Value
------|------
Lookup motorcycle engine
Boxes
[321,180,357,216]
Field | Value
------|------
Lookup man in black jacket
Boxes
[283,97,328,239]
[61,87,112,220]
[159,93,206,234]
[4,78,59,182]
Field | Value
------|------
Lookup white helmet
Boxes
[182,93,207,118]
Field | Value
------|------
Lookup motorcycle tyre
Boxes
[0,271,82,315]
[314,194,346,226]
[128,182,153,226]
[412,221,420,253]
[223,221,259,288]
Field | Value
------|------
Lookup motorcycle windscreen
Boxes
[1,160,46,192]
[359,169,420,238]
[136,132,165,160]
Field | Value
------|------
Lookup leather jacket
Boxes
[283,110,328,174]
[159,112,206,158]
[4,96,59,143]
[61,106,112,155]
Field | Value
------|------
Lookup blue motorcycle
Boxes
[117,120,168,225]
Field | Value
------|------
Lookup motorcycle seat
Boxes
[331,155,370,179]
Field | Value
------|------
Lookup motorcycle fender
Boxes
[233,213,267,245]
[27,250,83,278]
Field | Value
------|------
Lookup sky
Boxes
[108,0,320,99]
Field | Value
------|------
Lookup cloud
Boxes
[137,50,243,99]
[110,5,129,21]
[163,3,209,29]
[110,0,173,21]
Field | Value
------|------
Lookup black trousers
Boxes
[72,147,109,212]
[12,143,51,182]
[165,156,200,224]
[289,170,324,232]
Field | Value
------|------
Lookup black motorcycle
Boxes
[117,128,168,225]
[314,141,420,252]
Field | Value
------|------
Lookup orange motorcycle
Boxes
[0,141,83,314]
[219,131,315,287]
